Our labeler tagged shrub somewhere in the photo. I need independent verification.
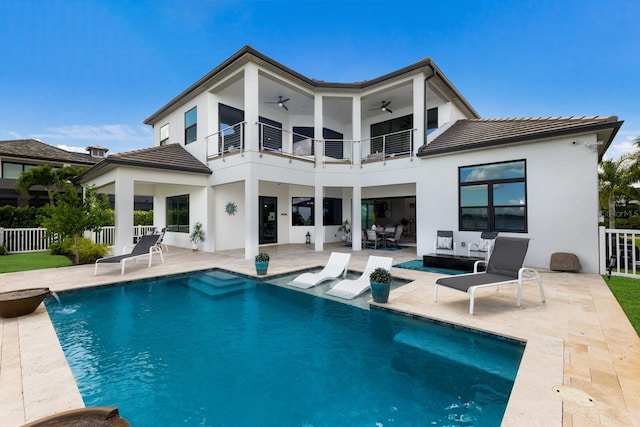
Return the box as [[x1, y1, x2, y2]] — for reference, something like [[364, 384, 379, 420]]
[[134, 210, 153, 226], [255, 252, 269, 262], [49, 237, 108, 264], [370, 267, 392, 284]]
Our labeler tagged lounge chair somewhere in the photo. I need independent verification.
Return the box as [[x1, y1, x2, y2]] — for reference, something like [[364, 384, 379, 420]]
[[326, 255, 393, 299], [434, 236, 544, 314], [94, 234, 164, 275], [288, 252, 351, 289], [434, 230, 455, 255], [467, 231, 499, 259]]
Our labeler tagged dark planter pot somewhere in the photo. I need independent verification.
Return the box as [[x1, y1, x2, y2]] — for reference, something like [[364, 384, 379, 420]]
[[370, 281, 390, 303], [255, 261, 269, 275], [0, 288, 51, 318]]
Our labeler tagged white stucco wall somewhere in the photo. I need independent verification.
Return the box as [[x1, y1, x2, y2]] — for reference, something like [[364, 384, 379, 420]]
[[417, 134, 601, 272]]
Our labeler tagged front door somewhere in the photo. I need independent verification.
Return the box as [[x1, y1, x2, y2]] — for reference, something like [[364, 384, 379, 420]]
[[259, 196, 277, 244]]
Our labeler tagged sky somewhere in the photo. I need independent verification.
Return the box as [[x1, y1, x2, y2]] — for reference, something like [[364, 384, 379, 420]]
[[1, 0, 638, 159]]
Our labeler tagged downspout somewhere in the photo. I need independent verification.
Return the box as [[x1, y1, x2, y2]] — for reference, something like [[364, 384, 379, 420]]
[[423, 65, 437, 146]]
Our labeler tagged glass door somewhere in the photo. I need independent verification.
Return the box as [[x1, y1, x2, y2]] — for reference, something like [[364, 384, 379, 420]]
[[259, 196, 277, 244]]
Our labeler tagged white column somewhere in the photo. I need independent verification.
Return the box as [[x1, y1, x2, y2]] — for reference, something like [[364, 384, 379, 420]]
[[244, 63, 260, 152], [113, 171, 135, 252], [413, 74, 426, 154], [244, 171, 259, 259], [352, 95, 362, 167], [314, 94, 323, 166], [314, 183, 324, 251], [352, 184, 362, 251]]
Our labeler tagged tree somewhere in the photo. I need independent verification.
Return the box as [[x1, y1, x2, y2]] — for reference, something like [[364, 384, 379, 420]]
[[15, 165, 86, 206], [599, 155, 637, 228], [40, 184, 111, 264]]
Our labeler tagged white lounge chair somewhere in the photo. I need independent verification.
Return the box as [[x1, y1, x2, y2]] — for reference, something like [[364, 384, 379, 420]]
[[289, 252, 351, 289], [325, 255, 393, 299], [94, 234, 164, 275]]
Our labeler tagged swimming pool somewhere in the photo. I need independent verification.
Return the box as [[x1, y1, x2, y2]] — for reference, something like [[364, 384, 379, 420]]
[[47, 270, 524, 426]]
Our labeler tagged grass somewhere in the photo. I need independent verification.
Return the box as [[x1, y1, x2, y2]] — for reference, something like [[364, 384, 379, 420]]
[[0, 252, 73, 273], [604, 275, 640, 336]]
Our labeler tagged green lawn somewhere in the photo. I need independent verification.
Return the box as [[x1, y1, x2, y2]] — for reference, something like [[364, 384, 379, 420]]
[[0, 252, 73, 273], [605, 275, 640, 336]]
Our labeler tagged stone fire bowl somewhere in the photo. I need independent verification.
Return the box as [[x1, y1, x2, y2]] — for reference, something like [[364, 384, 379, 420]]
[[22, 406, 130, 426], [0, 287, 51, 318]]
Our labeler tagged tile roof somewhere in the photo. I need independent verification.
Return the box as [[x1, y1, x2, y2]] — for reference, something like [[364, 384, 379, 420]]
[[0, 139, 100, 165], [417, 116, 623, 159], [79, 143, 211, 180]]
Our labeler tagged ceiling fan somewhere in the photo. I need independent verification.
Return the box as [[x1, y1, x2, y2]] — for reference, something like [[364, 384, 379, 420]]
[[265, 96, 290, 111], [370, 100, 393, 113]]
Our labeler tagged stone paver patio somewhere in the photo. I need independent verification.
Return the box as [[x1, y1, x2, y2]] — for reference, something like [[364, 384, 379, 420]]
[[0, 244, 638, 426]]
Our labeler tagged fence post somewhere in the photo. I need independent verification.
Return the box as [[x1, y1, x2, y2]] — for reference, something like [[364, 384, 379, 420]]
[[599, 226, 607, 275], [0, 227, 4, 247]]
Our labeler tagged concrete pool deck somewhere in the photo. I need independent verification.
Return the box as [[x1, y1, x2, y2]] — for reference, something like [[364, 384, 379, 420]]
[[0, 244, 638, 426]]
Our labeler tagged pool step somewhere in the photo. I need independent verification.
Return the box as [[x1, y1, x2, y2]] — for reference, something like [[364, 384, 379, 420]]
[[186, 271, 252, 298], [393, 328, 521, 381]]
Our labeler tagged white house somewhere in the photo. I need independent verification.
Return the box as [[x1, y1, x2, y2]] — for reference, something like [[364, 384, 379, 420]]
[[77, 45, 622, 273]]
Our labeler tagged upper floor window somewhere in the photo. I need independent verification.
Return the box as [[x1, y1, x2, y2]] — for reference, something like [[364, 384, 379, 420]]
[[160, 124, 169, 146], [427, 107, 438, 132], [185, 107, 197, 144], [2, 162, 35, 179], [459, 160, 527, 232], [370, 114, 413, 155]]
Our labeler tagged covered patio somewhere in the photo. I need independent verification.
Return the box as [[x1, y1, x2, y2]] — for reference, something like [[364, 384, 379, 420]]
[[0, 244, 638, 426]]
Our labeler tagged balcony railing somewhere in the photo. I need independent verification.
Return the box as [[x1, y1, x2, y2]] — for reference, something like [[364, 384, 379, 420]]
[[206, 121, 246, 160], [362, 128, 415, 164]]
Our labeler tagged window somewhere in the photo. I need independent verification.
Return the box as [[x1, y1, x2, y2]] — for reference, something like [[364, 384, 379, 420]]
[[459, 160, 527, 232], [292, 197, 314, 225], [427, 107, 438, 132], [323, 198, 342, 226], [291, 197, 342, 226], [370, 114, 413, 155], [160, 124, 169, 146], [219, 103, 244, 152], [185, 107, 197, 144], [166, 194, 189, 233], [2, 162, 35, 179]]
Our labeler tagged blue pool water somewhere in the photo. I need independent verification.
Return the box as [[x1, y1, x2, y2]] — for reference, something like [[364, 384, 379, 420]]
[[46, 270, 524, 426]]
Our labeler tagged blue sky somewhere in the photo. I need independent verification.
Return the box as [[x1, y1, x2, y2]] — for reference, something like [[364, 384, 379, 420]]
[[1, 0, 638, 158]]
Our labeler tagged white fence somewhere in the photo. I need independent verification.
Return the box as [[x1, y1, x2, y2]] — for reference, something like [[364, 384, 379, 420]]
[[0, 226, 157, 253], [600, 226, 640, 277]]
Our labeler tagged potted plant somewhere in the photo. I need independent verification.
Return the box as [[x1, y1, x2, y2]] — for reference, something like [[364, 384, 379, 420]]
[[369, 267, 392, 303], [189, 222, 205, 251], [338, 219, 351, 241], [255, 252, 270, 275]]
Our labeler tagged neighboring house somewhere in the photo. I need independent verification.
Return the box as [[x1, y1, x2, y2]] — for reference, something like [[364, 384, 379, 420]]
[[77, 45, 622, 273], [0, 139, 107, 207]]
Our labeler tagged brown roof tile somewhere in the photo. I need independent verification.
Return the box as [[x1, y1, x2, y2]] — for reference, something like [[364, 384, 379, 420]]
[[0, 139, 100, 165], [80, 143, 211, 180], [417, 116, 623, 159]]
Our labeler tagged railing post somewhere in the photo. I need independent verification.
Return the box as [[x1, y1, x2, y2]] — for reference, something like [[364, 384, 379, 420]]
[[599, 226, 607, 275]]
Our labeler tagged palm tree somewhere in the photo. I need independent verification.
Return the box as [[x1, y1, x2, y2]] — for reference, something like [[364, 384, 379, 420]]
[[599, 155, 637, 228], [15, 165, 85, 206]]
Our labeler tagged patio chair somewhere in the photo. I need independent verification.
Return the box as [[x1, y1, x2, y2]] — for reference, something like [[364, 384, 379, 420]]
[[94, 234, 164, 275], [156, 227, 168, 252], [434, 230, 455, 255], [325, 255, 393, 299], [364, 229, 383, 249], [434, 236, 544, 314], [385, 225, 403, 248], [288, 252, 351, 289], [467, 231, 499, 259]]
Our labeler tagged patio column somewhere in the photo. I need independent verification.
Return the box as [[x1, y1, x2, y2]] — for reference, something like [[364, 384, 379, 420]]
[[244, 63, 260, 152], [352, 95, 362, 167], [352, 184, 362, 251], [245, 172, 259, 259], [314, 94, 323, 166], [113, 171, 134, 252], [314, 184, 324, 251], [413, 74, 426, 155]]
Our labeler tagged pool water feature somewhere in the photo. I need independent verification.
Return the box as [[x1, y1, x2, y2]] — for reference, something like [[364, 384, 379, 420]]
[[47, 270, 524, 426]]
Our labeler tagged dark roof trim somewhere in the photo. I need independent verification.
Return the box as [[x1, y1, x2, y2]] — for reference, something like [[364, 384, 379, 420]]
[[418, 118, 623, 159], [144, 45, 479, 125]]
